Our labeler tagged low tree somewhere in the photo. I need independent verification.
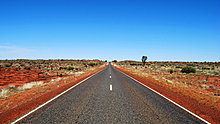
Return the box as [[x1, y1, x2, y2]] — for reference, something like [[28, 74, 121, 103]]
[[112, 60, 117, 63], [142, 56, 148, 66]]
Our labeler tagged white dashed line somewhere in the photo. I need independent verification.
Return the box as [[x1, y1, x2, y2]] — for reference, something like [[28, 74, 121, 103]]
[[110, 76, 111, 78], [110, 84, 112, 91]]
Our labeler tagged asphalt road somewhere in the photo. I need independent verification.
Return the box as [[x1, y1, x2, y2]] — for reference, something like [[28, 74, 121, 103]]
[[17, 64, 202, 124]]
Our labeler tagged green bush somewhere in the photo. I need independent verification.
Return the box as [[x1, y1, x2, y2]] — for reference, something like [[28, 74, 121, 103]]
[[169, 69, 174, 74], [130, 63, 137, 66], [181, 66, 196, 73], [88, 62, 97, 67], [4, 63, 12, 68], [112, 60, 117, 63], [68, 66, 74, 70]]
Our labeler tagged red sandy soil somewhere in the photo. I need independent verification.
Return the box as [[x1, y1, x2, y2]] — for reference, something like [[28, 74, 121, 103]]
[[114, 65, 220, 124], [0, 64, 107, 124], [0, 67, 64, 88], [145, 69, 220, 95]]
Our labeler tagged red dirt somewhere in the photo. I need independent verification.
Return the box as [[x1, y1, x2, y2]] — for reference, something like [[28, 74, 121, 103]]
[[0, 67, 64, 88], [0, 65, 107, 124], [114, 66, 220, 124]]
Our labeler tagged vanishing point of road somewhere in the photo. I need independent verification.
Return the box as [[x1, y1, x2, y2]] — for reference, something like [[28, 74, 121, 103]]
[[17, 64, 203, 123]]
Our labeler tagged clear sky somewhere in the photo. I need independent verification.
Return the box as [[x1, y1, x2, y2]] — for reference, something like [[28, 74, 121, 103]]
[[0, 0, 219, 61]]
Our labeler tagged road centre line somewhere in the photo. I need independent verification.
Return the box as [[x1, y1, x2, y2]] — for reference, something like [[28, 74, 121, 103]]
[[110, 84, 112, 91]]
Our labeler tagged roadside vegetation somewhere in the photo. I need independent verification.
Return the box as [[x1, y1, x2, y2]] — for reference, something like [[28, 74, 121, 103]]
[[0, 59, 105, 98], [0, 59, 107, 123], [113, 60, 220, 110]]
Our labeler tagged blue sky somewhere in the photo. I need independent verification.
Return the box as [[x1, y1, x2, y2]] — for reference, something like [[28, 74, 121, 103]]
[[0, 0, 219, 61]]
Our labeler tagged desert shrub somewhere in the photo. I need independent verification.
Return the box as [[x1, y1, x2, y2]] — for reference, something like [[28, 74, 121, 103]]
[[213, 71, 219, 76], [181, 66, 196, 74], [9, 85, 16, 89], [4, 63, 12, 68], [112, 60, 117, 63], [0, 63, 4, 68], [68, 66, 74, 70], [24, 66, 31, 70], [74, 67, 82, 71], [203, 80, 209, 84], [169, 69, 174, 74], [42, 72, 49, 75], [130, 63, 137, 66], [88, 62, 97, 67], [84, 64, 88, 68], [0, 89, 10, 98], [175, 66, 182, 69], [20, 63, 25, 67]]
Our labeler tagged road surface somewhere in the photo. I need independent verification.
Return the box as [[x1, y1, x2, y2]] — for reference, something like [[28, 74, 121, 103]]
[[17, 64, 202, 123]]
